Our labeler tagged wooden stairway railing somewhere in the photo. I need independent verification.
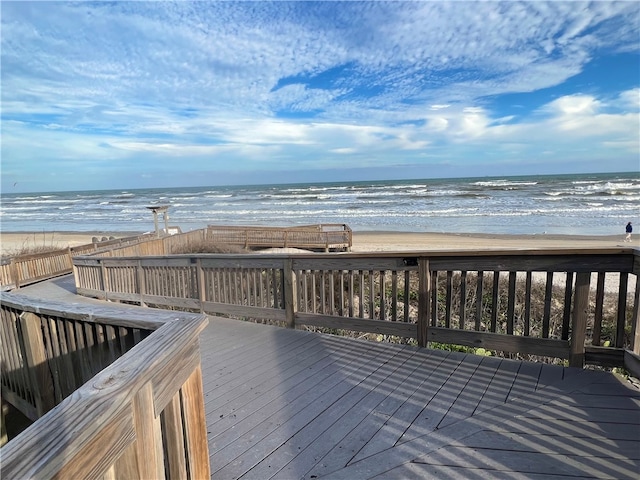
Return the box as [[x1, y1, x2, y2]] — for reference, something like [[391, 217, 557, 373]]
[[0, 293, 210, 479]]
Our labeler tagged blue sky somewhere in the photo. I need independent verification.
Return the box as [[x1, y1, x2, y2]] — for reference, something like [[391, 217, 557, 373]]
[[1, 1, 639, 193]]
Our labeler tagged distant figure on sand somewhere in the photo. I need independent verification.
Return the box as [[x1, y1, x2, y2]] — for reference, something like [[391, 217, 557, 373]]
[[625, 222, 632, 242]]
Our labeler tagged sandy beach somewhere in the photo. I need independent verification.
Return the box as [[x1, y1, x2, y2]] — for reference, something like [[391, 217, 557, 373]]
[[1, 230, 637, 256], [0, 231, 143, 255], [350, 231, 636, 252]]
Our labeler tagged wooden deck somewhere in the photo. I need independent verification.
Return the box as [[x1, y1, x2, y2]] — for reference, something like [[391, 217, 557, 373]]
[[16, 276, 640, 479]]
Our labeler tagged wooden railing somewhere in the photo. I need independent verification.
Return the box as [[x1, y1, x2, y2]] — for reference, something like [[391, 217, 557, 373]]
[[0, 249, 73, 291], [0, 225, 353, 290], [0, 293, 210, 478], [0, 233, 155, 290], [72, 248, 640, 375], [206, 224, 353, 251]]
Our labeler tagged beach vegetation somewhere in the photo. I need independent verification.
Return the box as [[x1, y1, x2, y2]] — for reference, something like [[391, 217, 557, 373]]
[[170, 241, 249, 254], [2, 233, 64, 258], [298, 270, 634, 365]]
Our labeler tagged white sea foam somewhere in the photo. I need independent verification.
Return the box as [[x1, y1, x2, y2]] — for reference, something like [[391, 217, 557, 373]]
[[1, 173, 637, 235]]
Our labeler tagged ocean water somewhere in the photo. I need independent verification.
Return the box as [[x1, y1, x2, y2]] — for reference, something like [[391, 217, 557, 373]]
[[0, 172, 638, 236]]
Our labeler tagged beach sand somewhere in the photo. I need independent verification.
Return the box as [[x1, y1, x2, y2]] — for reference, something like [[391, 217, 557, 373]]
[[0, 231, 143, 255], [350, 231, 636, 252], [1, 230, 636, 292], [1, 230, 636, 255]]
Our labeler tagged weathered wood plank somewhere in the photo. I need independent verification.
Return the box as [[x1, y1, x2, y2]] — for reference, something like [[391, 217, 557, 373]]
[[306, 350, 454, 478], [209, 339, 405, 478], [295, 312, 417, 337], [427, 327, 570, 358], [245, 345, 424, 479]]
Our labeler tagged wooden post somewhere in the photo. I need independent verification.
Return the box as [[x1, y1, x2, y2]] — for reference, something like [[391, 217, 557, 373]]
[[569, 272, 590, 368], [631, 285, 640, 355], [132, 382, 162, 479], [137, 259, 147, 307], [197, 258, 206, 313], [284, 259, 297, 328], [100, 259, 109, 301], [163, 393, 188, 478], [10, 258, 20, 289], [615, 272, 629, 348], [181, 365, 211, 480], [417, 258, 431, 347], [18, 312, 55, 416]]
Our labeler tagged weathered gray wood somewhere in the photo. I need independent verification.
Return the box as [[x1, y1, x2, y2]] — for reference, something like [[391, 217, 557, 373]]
[[18, 312, 56, 417], [0, 313, 208, 479], [162, 393, 187, 478], [295, 312, 416, 337], [417, 258, 429, 346], [624, 350, 640, 380], [306, 350, 454, 478], [283, 259, 296, 328], [570, 271, 590, 367], [245, 344, 425, 479], [181, 365, 211, 480], [428, 327, 570, 358], [202, 300, 286, 320]]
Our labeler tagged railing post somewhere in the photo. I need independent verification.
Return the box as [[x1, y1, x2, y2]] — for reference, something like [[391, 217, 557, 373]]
[[570, 272, 590, 368], [631, 283, 640, 355], [197, 258, 206, 313], [99, 259, 109, 300], [137, 259, 147, 307], [18, 312, 55, 417], [10, 258, 20, 289], [284, 259, 297, 328], [133, 382, 163, 478], [417, 258, 431, 347], [181, 365, 211, 480]]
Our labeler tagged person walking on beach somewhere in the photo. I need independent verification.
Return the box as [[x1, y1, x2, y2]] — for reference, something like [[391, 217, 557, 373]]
[[625, 222, 632, 242]]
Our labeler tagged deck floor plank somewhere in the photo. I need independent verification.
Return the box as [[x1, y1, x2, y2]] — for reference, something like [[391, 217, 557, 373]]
[[197, 318, 639, 480], [207, 337, 391, 451], [246, 344, 425, 479], [347, 350, 466, 463], [394, 352, 485, 445], [209, 335, 407, 477], [472, 357, 521, 415], [303, 350, 454, 479]]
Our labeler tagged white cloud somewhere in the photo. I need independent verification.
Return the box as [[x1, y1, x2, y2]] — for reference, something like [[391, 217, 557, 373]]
[[1, 1, 639, 191]]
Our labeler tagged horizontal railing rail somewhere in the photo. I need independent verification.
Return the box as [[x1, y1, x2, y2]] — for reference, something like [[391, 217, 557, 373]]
[[0, 293, 210, 478], [72, 248, 640, 376]]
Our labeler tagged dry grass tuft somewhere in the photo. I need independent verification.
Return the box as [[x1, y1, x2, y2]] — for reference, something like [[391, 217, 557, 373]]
[[170, 241, 249, 254], [3, 233, 64, 258]]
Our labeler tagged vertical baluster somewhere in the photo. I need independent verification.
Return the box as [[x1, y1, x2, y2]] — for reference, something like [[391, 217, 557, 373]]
[[543, 272, 554, 338], [460, 271, 467, 330]]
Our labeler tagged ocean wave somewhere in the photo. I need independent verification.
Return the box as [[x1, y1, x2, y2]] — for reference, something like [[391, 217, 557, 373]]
[[472, 180, 538, 188], [11, 198, 82, 205]]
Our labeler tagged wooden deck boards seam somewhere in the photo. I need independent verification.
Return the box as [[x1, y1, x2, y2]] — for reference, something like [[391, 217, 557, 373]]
[[244, 347, 432, 479], [303, 350, 455, 479], [325, 368, 614, 479], [209, 337, 411, 477], [205, 336, 395, 438]]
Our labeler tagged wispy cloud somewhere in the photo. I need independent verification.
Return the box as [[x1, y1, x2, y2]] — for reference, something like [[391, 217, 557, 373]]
[[1, 1, 638, 191]]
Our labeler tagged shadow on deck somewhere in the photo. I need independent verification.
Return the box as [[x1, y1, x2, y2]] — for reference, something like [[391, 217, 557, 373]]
[[200, 317, 640, 479], [14, 276, 640, 479]]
